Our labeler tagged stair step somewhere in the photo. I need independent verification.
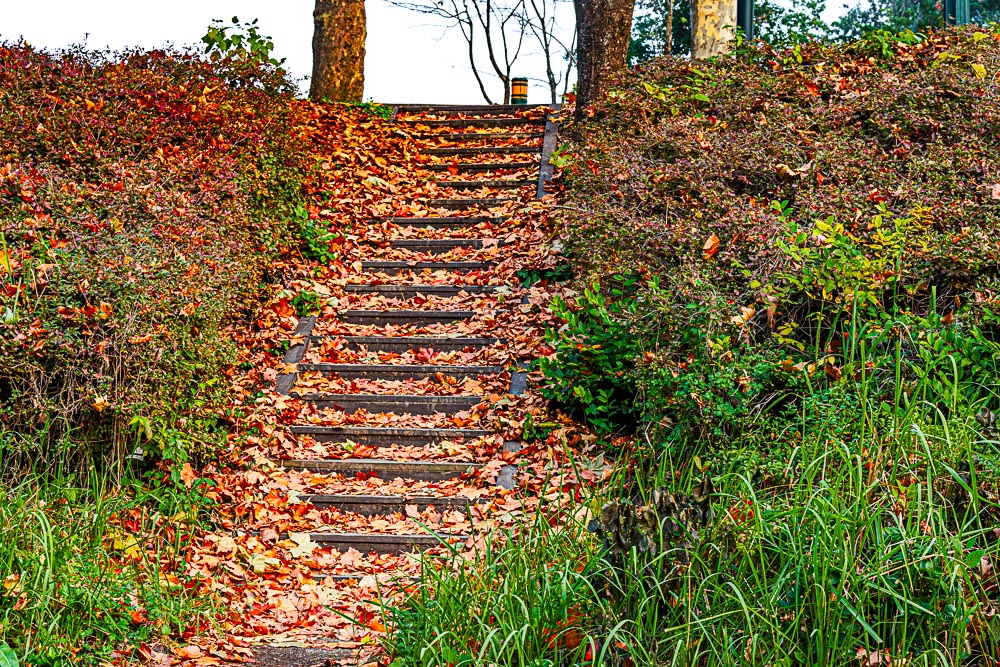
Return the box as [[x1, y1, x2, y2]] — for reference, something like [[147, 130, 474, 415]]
[[293, 393, 481, 415], [362, 260, 493, 274], [440, 179, 537, 190], [340, 309, 475, 325], [309, 335, 500, 353], [289, 425, 490, 445], [426, 198, 515, 210], [377, 215, 506, 227], [297, 363, 503, 379], [301, 494, 481, 515], [390, 238, 485, 250], [420, 132, 543, 142], [423, 146, 540, 156], [344, 284, 497, 298], [403, 117, 545, 128], [307, 531, 468, 554], [396, 103, 550, 115], [279, 458, 482, 481], [428, 162, 538, 173], [252, 647, 355, 667]]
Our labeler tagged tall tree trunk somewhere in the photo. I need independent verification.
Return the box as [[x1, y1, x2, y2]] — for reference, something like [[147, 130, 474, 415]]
[[690, 0, 736, 59], [310, 0, 366, 102], [573, 0, 634, 121], [664, 0, 674, 55]]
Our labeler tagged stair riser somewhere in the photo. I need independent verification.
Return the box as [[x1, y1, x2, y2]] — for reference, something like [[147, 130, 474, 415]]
[[290, 426, 489, 446], [308, 533, 465, 554], [344, 286, 496, 298], [280, 460, 480, 481], [403, 118, 545, 128], [298, 365, 502, 381], [299, 396, 481, 415], [340, 312, 474, 325], [304, 496, 477, 516], [362, 264, 492, 275], [311, 336, 499, 353], [422, 147, 539, 156], [440, 180, 536, 190]]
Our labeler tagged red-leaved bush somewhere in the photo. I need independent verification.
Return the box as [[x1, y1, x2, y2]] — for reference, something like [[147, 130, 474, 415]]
[[0, 44, 303, 462]]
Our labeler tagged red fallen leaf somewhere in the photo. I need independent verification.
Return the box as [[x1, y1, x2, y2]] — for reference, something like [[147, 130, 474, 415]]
[[703, 234, 720, 258], [447, 158, 460, 176]]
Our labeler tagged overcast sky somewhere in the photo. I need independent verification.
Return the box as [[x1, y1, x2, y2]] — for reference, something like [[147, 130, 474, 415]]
[[2, 0, 576, 104]]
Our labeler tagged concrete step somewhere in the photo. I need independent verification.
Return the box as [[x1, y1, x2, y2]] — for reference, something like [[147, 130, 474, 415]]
[[362, 260, 493, 274], [307, 531, 468, 554], [339, 309, 475, 325], [344, 284, 497, 298], [279, 458, 483, 481], [440, 179, 537, 190], [390, 238, 485, 251], [424, 198, 516, 210], [293, 393, 481, 415], [423, 146, 540, 156], [297, 363, 503, 380], [403, 117, 545, 128], [301, 493, 481, 515], [396, 103, 550, 115], [419, 131, 543, 142], [427, 162, 538, 172], [376, 215, 506, 227], [309, 335, 500, 353], [288, 425, 490, 445]]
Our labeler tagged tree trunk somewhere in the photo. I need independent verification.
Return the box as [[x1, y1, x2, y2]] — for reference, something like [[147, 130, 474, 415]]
[[573, 0, 634, 121], [310, 0, 366, 102], [690, 0, 736, 59]]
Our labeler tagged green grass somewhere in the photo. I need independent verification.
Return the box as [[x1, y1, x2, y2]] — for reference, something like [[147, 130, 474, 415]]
[[0, 435, 217, 666], [380, 370, 1000, 666]]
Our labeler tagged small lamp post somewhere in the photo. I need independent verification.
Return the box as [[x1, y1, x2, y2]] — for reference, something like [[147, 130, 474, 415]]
[[737, 0, 754, 41], [944, 0, 970, 24], [511, 77, 528, 105]]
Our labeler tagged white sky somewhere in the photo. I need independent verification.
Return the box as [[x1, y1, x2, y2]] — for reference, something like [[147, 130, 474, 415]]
[[1, 0, 576, 104]]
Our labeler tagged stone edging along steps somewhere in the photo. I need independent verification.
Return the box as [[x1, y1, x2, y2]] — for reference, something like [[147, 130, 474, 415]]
[[251, 102, 561, 665]]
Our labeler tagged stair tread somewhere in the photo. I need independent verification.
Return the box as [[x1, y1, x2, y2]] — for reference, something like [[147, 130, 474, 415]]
[[298, 363, 504, 373]]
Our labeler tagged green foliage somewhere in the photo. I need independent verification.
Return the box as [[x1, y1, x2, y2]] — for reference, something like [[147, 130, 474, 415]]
[[202, 16, 285, 68], [343, 102, 394, 120], [539, 280, 645, 435], [293, 204, 343, 264]]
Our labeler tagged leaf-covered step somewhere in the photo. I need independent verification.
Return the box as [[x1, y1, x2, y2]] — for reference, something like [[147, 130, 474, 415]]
[[288, 425, 490, 445], [297, 363, 503, 380], [292, 393, 481, 415], [278, 458, 482, 481], [361, 260, 493, 274], [427, 162, 538, 173], [422, 146, 540, 156], [374, 215, 507, 227], [396, 103, 550, 115], [439, 179, 537, 190], [307, 531, 468, 554], [339, 309, 476, 325], [300, 493, 481, 516], [343, 284, 497, 298], [390, 238, 486, 251], [310, 335, 500, 353], [417, 131, 543, 142], [402, 117, 545, 128], [425, 198, 516, 210]]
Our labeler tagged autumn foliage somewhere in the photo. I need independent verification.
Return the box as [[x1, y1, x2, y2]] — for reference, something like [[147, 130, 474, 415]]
[[0, 44, 304, 461]]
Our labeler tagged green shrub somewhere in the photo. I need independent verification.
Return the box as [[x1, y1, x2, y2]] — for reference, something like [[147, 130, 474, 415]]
[[539, 279, 646, 435]]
